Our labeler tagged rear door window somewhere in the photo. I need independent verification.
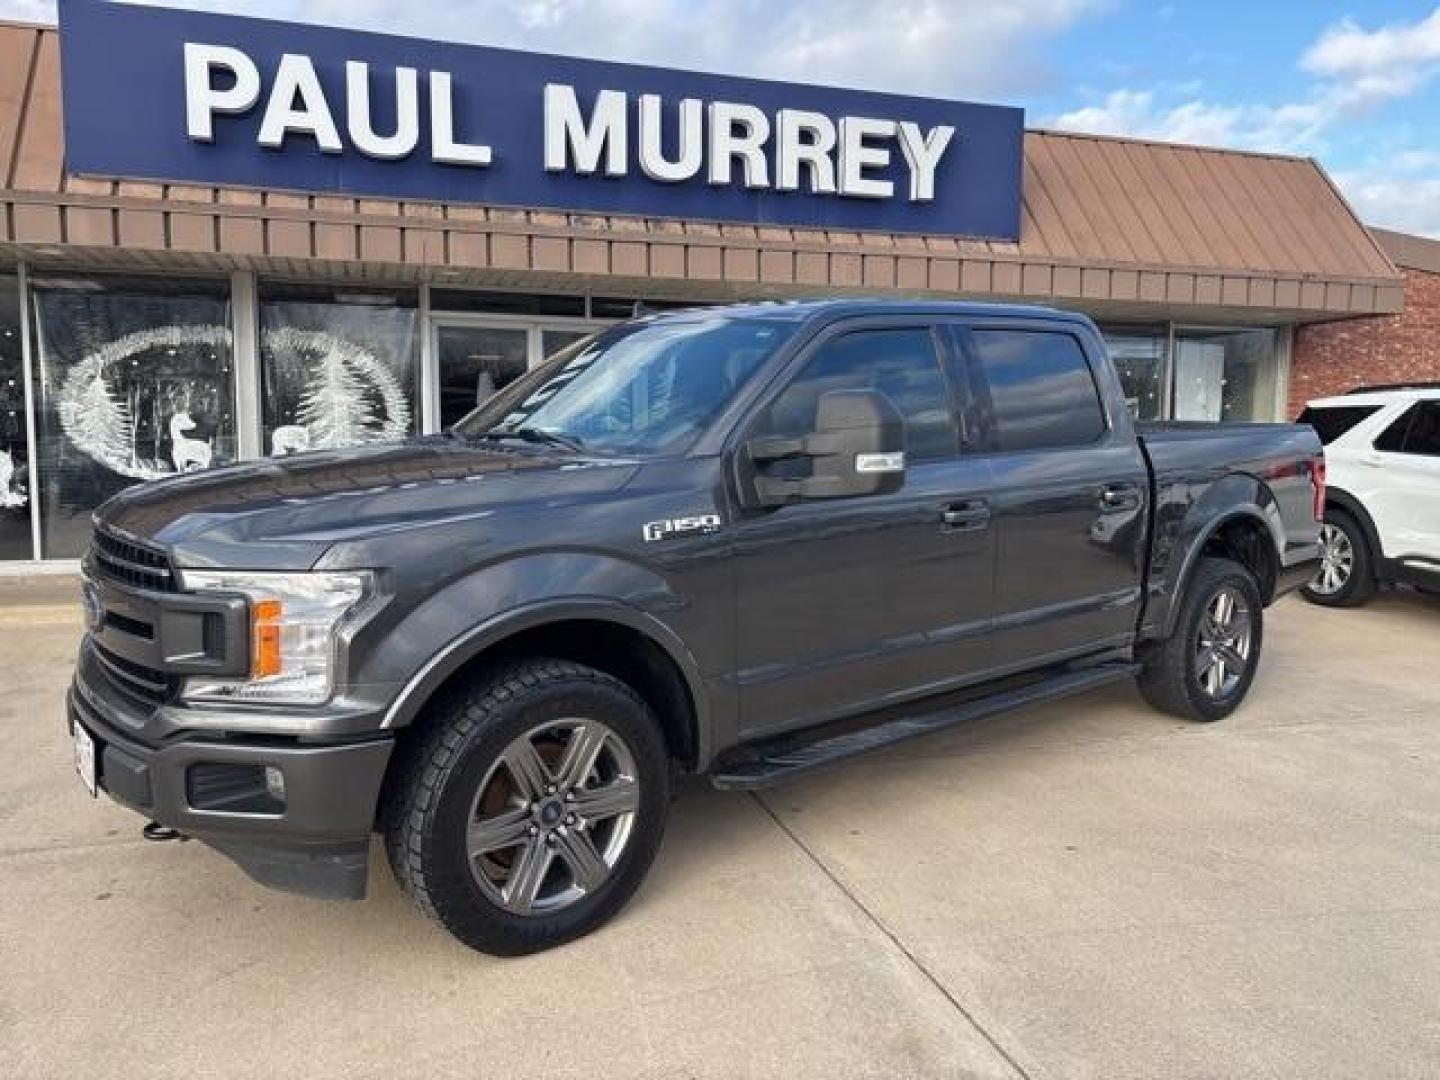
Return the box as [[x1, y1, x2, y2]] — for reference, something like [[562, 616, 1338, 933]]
[[1374, 405, 1417, 453], [1399, 402, 1440, 456], [967, 329, 1106, 452], [1297, 405, 1382, 445]]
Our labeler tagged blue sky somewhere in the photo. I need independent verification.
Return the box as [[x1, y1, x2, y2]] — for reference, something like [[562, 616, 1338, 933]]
[[7, 0, 1440, 234]]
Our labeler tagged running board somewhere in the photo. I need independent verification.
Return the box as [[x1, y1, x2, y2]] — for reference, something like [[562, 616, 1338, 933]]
[[710, 662, 1141, 791]]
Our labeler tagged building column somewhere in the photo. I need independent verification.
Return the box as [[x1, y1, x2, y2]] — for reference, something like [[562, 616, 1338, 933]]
[[231, 271, 261, 459]]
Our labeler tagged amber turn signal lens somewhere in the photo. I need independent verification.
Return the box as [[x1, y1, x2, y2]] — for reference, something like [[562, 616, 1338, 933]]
[[251, 599, 283, 678]]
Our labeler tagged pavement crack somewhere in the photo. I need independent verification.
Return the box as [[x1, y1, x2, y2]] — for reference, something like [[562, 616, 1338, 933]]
[[751, 791, 1034, 1080]]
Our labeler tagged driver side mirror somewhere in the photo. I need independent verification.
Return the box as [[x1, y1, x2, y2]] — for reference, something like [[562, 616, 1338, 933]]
[[741, 389, 906, 509]]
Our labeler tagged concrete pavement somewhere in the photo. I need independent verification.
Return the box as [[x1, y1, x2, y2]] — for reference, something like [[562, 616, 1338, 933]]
[[2, 582, 1438, 1078]]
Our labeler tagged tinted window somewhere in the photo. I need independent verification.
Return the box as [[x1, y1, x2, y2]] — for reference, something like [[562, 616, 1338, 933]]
[[755, 328, 956, 462], [1401, 402, 1440, 456], [970, 330, 1106, 451], [1374, 405, 1416, 453], [1297, 405, 1382, 445]]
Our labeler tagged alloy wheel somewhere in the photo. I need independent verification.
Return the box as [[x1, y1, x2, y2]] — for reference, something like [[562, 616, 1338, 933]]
[[1311, 523, 1354, 596], [466, 718, 640, 916], [1195, 585, 1254, 699]]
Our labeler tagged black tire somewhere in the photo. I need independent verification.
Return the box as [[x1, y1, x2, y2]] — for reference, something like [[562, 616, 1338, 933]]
[[384, 658, 670, 956], [1301, 508, 1376, 608], [1138, 556, 1264, 723]]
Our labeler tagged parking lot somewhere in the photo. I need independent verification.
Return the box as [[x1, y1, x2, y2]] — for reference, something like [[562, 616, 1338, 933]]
[[3, 580, 1439, 1079]]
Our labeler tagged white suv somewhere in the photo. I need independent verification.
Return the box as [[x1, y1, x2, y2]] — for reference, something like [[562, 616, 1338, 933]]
[[1298, 385, 1440, 606]]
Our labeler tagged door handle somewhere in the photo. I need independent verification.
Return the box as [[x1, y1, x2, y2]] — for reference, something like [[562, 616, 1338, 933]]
[[1097, 484, 1142, 511], [941, 499, 991, 530]]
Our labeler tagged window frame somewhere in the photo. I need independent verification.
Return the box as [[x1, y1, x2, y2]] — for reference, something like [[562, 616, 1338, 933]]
[[949, 320, 1115, 456], [731, 315, 968, 471]]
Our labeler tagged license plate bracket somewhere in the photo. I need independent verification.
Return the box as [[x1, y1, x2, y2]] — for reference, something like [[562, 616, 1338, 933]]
[[73, 721, 97, 798]]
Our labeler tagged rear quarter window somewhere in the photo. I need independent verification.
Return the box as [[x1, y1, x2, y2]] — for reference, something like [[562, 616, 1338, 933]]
[[1297, 404, 1382, 445]]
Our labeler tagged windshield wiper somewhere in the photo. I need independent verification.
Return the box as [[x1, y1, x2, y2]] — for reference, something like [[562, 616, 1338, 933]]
[[473, 426, 587, 453]]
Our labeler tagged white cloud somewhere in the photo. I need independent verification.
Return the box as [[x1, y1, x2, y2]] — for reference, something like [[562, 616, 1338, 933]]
[[1302, 9, 1440, 80], [1333, 173, 1440, 238], [0, 0, 1107, 100], [0, 0, 52, 22], [1049, 7, 1440, 154]]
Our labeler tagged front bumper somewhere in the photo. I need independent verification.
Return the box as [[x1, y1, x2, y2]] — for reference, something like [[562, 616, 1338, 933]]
[[69, 676, 394, 901]]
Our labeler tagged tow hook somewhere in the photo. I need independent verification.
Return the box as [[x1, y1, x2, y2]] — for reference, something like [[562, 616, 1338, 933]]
[[142, 822, 188, 843]]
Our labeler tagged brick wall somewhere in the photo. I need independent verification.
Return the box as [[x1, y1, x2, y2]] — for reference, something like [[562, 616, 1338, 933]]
[[1290, 267, 1440, 417]]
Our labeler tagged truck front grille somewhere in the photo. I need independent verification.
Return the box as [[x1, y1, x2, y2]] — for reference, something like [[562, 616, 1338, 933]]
[[92, 642, 178, 707], [91, 526, 177, 594]]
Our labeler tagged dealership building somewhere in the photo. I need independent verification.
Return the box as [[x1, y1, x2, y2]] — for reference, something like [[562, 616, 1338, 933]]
[[0, 6, 1417, 563]]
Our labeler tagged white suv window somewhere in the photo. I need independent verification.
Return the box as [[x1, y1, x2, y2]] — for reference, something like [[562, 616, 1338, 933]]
[[1374, 402, 1440, 457], [1297, 404, 1382, 445]]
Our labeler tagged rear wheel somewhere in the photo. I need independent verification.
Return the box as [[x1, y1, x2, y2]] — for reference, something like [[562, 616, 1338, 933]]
[[1139, 556, 1263, 722], [384, 659, 670, 956], [1302, 509, 1375, 607]]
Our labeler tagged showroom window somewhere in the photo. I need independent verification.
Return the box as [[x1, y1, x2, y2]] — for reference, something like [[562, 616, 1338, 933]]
[[1101, 327, 1167, 421], [0, 273, 29, 560], [1172, 328, 1281, 422], [30, 275, 236, 559], [260, 285, 419, 456]]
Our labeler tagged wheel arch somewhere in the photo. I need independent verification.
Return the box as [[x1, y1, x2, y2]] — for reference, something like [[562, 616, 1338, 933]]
[[1162, 506, 1282, 638], [1323, 486, 1384, 579], [381, 599, 709, 772]]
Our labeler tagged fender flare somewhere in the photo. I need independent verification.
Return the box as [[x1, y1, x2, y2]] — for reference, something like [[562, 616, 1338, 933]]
[[1162, 505, 1282, 638], [379, 596, 714, 769]]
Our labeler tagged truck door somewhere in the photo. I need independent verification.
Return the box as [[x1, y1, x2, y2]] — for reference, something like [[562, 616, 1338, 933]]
[[730, 320, 996, 738], [954, 322, 1150, 670]]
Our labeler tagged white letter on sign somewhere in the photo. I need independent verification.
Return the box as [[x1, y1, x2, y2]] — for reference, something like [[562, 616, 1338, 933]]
[[775, 109, 837, 194], [346, 61, 420, 160], [258, 54, 343, 153], [897, 122, 955, 202], [545, 85, 628, 177], [707, 102, 770, 188], [430, 71, 493, 166], [184, 42, 261, 143], [838, 116, 895, 198], [638, 94, 703, 183]]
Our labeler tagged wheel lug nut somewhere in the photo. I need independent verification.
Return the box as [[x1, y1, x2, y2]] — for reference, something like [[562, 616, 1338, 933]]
[[565, 792, 575, 802], [565, 814, 576, 825], [528, 825, 538, 835], [546, 784, 557, 795]]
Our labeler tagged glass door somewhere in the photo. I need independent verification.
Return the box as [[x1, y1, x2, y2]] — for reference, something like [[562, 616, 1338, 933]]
[[434, 324, 530, 430]]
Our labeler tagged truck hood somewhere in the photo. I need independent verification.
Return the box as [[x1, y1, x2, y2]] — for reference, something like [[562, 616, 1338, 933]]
[[97, 437, 639, 570]]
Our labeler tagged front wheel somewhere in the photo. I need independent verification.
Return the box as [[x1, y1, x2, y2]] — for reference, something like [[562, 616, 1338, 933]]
[[1139, 556, 1264, 722], [384, 659, 670, 956]]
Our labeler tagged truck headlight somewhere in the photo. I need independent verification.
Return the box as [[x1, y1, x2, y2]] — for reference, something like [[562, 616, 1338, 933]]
[[177, 571, 373, 705]]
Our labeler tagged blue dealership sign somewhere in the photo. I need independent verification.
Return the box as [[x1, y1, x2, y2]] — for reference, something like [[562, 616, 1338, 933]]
[[58, 0, 1024, 239]]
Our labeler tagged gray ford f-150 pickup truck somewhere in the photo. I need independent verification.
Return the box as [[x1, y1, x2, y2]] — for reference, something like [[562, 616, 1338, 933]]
[[68, 300, 1323, 954]]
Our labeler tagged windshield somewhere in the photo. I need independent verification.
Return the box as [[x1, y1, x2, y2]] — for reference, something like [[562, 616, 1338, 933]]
[[452, 317, 797, 456]]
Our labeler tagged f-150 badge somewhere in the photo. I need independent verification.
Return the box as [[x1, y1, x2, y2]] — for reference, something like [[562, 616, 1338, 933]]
[[643, 515, 722, 543]]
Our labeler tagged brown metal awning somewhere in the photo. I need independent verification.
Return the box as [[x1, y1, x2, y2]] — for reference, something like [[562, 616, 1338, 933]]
[[0, 21, 1404, 321]]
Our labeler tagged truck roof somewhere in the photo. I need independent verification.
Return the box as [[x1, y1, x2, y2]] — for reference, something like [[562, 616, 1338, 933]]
[[635, 298, 1087, 327]]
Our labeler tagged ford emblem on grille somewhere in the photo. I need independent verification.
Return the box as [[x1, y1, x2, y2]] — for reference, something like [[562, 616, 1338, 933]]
[[81, 583, 104, 633]]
